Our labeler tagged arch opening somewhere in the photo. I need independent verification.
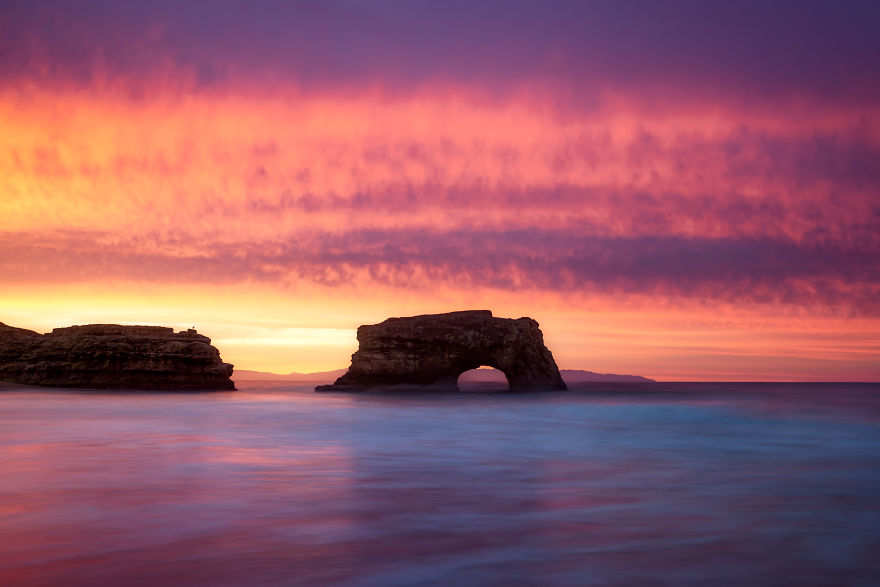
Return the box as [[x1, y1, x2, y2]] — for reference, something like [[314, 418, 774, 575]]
[[456, 366, 510, 392]]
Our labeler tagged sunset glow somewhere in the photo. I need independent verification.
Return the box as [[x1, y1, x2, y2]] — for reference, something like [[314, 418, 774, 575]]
[[2, 1, 878, 380]]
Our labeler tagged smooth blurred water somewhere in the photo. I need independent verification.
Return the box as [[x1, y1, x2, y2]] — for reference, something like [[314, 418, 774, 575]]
[[1, 381, 879, 586]]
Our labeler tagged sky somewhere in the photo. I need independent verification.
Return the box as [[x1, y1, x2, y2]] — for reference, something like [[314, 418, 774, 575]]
[[1, 0, 879, 381]]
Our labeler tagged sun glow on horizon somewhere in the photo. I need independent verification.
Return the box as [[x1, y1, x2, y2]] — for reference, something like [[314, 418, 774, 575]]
[[2, 277, 878, 381]]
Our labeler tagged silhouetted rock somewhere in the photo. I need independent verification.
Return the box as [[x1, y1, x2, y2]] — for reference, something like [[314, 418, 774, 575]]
[[316, 310, 566, 391], [0, 323, 235, 390]]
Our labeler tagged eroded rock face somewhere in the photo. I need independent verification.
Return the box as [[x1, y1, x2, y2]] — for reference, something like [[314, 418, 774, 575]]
[[0, 323, 235, 390], [317, 310, 566, 391]]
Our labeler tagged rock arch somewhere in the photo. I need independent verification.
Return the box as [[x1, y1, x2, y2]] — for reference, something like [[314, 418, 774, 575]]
[[457, 366, 511, 390], [316, 310, 566, 391]]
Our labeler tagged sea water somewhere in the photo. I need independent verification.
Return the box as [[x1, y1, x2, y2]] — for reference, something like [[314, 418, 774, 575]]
[[1, 382, 878, 586]]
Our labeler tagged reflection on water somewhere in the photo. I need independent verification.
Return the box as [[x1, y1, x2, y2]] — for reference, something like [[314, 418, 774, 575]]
[[1, 382, 879, 586]]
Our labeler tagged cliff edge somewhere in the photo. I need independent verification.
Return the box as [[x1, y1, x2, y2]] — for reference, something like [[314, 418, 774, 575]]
[[0, 323, 235, 390]]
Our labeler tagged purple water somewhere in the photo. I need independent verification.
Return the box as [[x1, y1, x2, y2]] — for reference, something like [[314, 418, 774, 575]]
[[1, 382, 879, 586]]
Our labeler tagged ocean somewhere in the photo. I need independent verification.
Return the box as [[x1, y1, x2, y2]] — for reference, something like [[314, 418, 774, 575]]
[[1, 381, 879, 586]]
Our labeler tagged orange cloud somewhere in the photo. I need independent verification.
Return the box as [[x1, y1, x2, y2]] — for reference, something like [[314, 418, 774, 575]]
[[3, 88, 877, 241]]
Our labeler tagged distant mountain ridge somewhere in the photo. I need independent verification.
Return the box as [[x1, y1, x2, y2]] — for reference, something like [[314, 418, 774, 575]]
[[465, 368, 654, 383], [233, 368, 653, 383], [232, 368, 348, 382]]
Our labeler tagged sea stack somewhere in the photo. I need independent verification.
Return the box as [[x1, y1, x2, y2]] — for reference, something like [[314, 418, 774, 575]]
[[0, 323, 235, 390], [317, 310, 566, 391]]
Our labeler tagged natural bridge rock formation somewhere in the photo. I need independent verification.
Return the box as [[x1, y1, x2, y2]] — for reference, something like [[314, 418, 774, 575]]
[[316, 310, 566, 391], [0, 323, 235, 390]]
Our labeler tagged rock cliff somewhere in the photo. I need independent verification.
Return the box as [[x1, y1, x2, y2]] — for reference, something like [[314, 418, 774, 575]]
[[0, 323, 235, 390], [317, 310, 566, 391]]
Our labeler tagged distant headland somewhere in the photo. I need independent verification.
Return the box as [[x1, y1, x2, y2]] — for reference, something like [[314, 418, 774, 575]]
[[0, 323, 235, 390]]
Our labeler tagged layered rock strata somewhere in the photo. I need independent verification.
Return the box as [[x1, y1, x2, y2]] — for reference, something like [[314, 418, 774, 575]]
[[317, 310, 566, 391], [0, 323, 235, 390]]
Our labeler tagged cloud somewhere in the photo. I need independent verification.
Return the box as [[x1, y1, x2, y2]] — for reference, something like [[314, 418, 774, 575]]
[[2, 1, 879, 106], [2, 228, 877, 315], [2, 90, 877, 249], [2, 6, 878, 324]]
